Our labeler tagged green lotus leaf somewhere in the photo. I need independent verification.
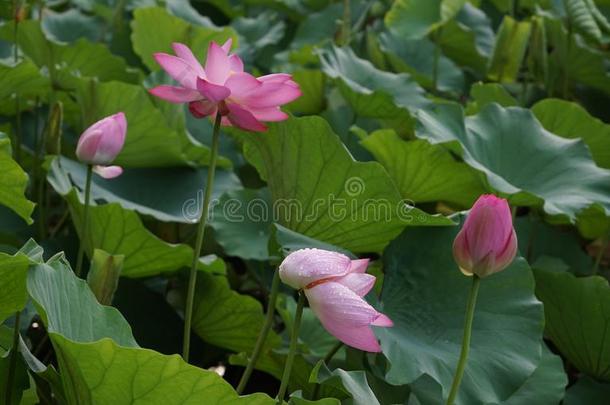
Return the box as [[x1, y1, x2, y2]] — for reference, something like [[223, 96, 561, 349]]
[[235, 116, 452, 253], [378, 224, 545, 404], [416, 103, 610, 228]]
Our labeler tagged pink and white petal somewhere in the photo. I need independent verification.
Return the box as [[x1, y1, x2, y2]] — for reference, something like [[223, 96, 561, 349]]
[[228, 54, 244, 73], [335, 273, 376, 297], [75, 129, 103, 163], [279, 248, 352, 289], [188, 100, 217, 118], [258, 73, 292, 83], [241, 82, 302, 108], [224, 72, 261, 98], [93, 165, 123, 179], [493, 229, 518, 273], [221, 38, 233, 53], [196, 77, 230, 102], [306, 282, 381, 327], [305, 283, 384, 352], [326, 323, 381, 352], [204, 42, 231, 84], [225, 103, 267, 132], [348, 259, 370, 274], [153, 53, 199, 89], [112, 112, 127, 140], [171, 42, 205, 77], [249, 107, 288, 122], [372, 314, 393, 327], [149, 85, 202, 103]]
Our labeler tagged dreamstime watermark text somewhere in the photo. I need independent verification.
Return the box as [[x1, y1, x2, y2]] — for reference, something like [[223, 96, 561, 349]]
[[181, 177, 428, 224]]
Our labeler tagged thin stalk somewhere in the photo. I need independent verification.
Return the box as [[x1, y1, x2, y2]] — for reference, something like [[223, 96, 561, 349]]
[[592, 233, 609, 275], [323, 341, 343, 364], [5, 311, 22, 405], [75, 165, 93, 277], [33, 98, 45, 240], [446, 275, 481, 405], [182, 111, 222, 362], [276, 292, 306, 404], [236, 270, 281, 394], [339, 0, 351, 46]]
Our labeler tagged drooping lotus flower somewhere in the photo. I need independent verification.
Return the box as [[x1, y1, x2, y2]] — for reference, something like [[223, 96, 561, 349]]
[[453, 194, 518, 278], [279, 248, 393, 352], [75, 112, 127, 179], [149, 39, 301, 132]]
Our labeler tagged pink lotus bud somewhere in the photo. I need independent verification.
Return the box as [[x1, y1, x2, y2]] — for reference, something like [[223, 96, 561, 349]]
[[76, 112, 127, 166], [279, 248, 392, 352], [453, 195, 518, 278]]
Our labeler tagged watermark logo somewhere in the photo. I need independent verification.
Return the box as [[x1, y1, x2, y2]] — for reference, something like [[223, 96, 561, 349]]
[[181, 177, 426, 224]]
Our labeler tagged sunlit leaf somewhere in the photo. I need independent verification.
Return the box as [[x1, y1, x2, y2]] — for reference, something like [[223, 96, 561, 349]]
[[235, 116, 452, 253]]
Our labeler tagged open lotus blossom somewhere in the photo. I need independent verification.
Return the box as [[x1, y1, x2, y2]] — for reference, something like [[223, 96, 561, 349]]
[[149, 39, 301, 132], [279, 248, 393, 352], [453, 194, 518, 278], [75, 112, 127, 179]]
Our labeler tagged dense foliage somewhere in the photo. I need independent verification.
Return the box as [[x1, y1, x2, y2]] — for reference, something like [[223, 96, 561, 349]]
[[2, 0, 610, 403]]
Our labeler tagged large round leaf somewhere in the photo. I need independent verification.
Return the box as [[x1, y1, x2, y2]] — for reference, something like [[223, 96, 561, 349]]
[[532, 98, 610, 169], [318, 46, 430, 122], [0, 134, 34, 224], [234, 116, 452, 253], [384, 0, 467, 39], [131, 7, 236, 72], [416, 103, 610, 227], [533, 269, 610, 381], [50, 157, 241, 223], [377, 224, 545, 404], [361, 129, 486, 207]]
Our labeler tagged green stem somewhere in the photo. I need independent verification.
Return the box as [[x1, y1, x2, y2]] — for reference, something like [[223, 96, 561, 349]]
[[236, 269, 281, 394], [182, 111, 222, 362], [339, 0, 351, 46], [5, 311, 21, 405], [75, 165, 93, 277], [446, 275, 481, 405], [276, 292, 306, 404], [33, 98, 45, 240], [592, 233, 609, 275], [323, 341, 343, 364]]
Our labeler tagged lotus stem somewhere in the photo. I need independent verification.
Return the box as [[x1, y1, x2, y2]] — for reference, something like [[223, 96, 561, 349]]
[[276, 292, 305, 403], [446, 275, 481, 405], [182, 111, 222, 362], [75, 164, 93, 277], [4, 311, 21, 405], [236, 269, 281, 394]]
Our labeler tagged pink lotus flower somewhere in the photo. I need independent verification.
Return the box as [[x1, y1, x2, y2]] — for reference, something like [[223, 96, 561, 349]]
[[75, 112, 127, 179], [279, 248, 393, 352], [453, 194, 518, 278], [149, 39, 301, 132]]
